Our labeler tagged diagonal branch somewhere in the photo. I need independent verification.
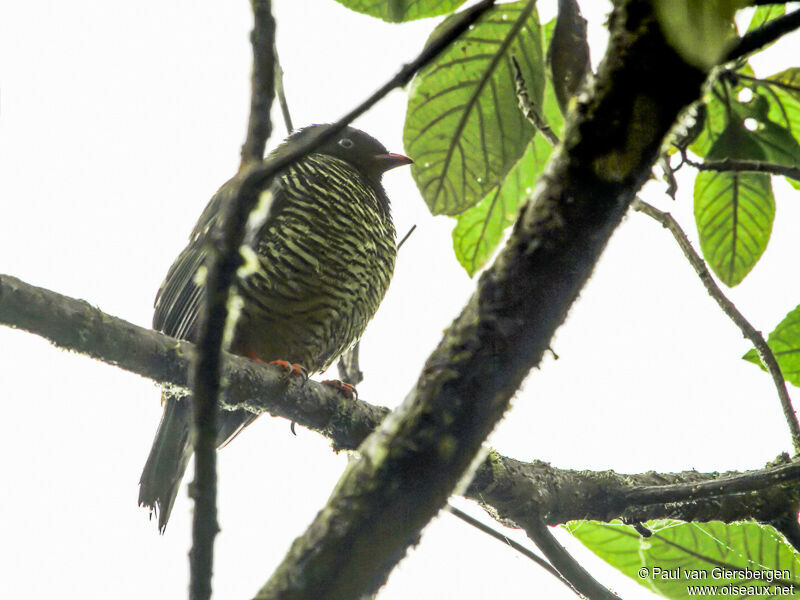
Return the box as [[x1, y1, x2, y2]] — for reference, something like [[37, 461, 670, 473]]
[[254, 1, 706, 598], [234, 0, 497, 206], [631, 198, 800, 454]]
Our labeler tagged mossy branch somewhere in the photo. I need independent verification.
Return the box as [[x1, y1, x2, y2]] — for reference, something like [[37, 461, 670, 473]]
[[2, 275, 800, 539]]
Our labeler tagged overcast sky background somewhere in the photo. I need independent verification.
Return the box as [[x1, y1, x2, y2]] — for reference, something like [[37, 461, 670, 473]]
[[2, 1, 800, 598]]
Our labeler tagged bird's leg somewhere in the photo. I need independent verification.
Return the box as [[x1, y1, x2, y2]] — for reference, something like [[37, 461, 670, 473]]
[[321, 379, 358, 400]]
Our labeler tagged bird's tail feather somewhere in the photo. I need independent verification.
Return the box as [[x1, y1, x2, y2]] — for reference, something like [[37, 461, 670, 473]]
[[138, 394, 193, 533]]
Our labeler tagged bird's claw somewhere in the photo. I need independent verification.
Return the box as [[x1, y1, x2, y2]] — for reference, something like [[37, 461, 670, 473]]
[[321, 379, 358, 399], [269, 360, 308, 381]]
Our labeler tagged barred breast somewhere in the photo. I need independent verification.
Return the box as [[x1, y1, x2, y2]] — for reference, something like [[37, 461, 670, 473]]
[[234, 154, 396, 373]]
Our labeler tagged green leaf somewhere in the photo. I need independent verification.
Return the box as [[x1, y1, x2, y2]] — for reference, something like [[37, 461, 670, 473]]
[[693, 86, 779, 287], [694, 168, 773, 287], [745, 4, 785, 33], [450, 20, 562, 278], [744, 304, 800, 388], [452, 134, 552, 275], [404, 0, 544, 216], [333, 0, 466, 22], [567, 520, 800, 600]]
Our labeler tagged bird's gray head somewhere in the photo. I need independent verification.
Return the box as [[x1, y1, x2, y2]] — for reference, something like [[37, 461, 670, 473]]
[[284, 124, 412, 182]]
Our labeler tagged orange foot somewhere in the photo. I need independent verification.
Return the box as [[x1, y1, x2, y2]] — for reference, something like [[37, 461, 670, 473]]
[[269, 360, 308, 380], [321, 379, 358, 399]]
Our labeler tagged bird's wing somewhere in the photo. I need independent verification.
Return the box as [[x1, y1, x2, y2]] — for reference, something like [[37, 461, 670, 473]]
[[153, 242, 207, 339], [153, 172, 290, 340]]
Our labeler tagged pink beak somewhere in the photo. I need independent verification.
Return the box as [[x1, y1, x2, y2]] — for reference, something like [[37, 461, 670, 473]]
[[374, 152, 414, 172]]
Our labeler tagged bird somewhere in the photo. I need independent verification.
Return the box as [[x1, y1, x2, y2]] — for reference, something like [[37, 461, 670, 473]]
[[138, 125, 412, 532]]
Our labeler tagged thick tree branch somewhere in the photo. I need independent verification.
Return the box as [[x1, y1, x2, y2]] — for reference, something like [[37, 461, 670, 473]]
[[468, 451, 800, 529], [4, 275, 800, 530], [620, 459, 800, 506], [632, 198, 800, 454], [191, 2, 275, 598], [254, 1, 706, 598]]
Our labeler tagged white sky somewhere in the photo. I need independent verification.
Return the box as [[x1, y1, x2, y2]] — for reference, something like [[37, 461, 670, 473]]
[[1, 1, 800, 599]]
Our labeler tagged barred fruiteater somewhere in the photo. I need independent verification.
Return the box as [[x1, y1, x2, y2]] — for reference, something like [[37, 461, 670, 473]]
[[138, 125, 411, 532]]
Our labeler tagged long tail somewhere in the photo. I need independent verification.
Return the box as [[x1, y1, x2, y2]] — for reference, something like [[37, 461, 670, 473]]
[[138, 395, 194, 533]]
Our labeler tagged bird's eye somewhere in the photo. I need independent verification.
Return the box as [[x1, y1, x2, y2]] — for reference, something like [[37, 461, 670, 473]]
[[338, 138, 354, 149]]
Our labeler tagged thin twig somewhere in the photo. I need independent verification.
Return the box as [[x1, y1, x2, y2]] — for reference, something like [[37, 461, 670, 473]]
[[684, 154, 800, 182], [511, 56, 559, 145], [726, 9, 800, 62], [274, 44, 293, 134], [233, 0, 498, 226], [191, 2, 275, 599], [396, 224, 417, 251], [444, 505, 571, 588], [632, 198, 800, 454], [527, 518, 620, 600]]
